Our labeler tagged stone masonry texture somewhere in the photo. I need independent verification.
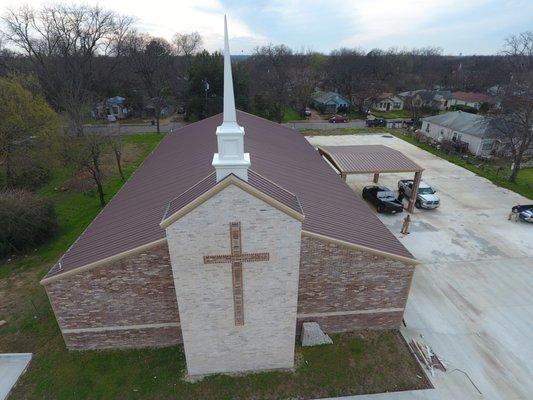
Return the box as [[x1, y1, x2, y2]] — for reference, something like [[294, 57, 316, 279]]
[[297, 235, 414, 332], [166, 184, 302, 376], [45, 243, 181, 350]]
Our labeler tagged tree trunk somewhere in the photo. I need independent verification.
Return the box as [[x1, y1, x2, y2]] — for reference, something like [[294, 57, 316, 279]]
[[91, 156, 106, 207], [114, 148, 124, 181], [509, 158, 521, 183], [156, 101, 161, 133], [4, 149, 13, 188], [95, 177, 106, 207]]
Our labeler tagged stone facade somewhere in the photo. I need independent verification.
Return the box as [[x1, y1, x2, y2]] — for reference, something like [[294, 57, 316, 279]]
[[44, 243, 181, 350], [165, 184, 302, 376], [44, 221, 414, 354], [296, 235, 414, 333]]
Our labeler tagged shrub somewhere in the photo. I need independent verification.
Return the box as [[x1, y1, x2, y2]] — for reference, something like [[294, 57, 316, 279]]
[[9, 158, 51, 190], [0, 189, 58, 258]]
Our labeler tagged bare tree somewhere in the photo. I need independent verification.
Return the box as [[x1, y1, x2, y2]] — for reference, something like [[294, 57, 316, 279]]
[[2, 4, 133, 136], [64, 133, 108, 206], [108, 124, 124, 181], [124, 33, 174, 133], [250, 44, 294, 123], [173, 32, 203, 72], [491, 31, 533, 182]]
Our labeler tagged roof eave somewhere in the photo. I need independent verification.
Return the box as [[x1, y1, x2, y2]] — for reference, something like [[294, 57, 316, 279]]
[[160, 174, 305, 229]]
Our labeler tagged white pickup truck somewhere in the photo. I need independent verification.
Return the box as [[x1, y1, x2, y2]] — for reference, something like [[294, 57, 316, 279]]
[[398, 179, 440, 209]]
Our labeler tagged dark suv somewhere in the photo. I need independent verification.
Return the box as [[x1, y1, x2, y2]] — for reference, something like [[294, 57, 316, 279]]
[[362, 186, 404, 214], [366, 118, 386, 127]]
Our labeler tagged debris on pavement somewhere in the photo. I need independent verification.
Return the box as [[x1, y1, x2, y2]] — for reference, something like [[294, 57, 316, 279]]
[[408, 337, 447, 376]]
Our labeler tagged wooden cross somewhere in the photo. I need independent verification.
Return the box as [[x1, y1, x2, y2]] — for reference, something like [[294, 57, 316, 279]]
[[203, 222, 269, 326]]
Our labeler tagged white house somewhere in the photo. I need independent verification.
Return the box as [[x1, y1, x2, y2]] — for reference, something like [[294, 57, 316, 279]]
[[420, 111, 508, 157], [371, 93, 404, 112]]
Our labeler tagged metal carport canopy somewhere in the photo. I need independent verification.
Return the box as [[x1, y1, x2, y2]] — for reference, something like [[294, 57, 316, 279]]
[[317, 145, 424, 213]]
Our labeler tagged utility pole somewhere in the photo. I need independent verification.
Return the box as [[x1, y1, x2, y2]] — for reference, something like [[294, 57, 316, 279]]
[[204, 79, 210, 118]]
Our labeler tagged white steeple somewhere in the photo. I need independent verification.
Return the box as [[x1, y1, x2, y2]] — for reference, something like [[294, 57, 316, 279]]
[[212, 15, 250, 182]]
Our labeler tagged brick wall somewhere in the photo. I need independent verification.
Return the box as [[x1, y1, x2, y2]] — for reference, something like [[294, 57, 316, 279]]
[[297, 235, 414, 332], [45, 234, 414, 351], [45, 243, 181, 350]]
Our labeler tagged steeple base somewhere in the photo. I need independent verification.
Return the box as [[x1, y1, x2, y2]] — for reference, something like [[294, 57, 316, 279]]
[[213, 153, 251, 182]]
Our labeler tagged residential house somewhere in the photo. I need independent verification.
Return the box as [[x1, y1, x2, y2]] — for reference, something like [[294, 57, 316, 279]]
[[370, 93, 404, 112], [401, 90, 453, 111], [420, 111, 508, 157], [311, 91, 350, 113], [451, 91, 495, 110], [92, 96, 129, 120]]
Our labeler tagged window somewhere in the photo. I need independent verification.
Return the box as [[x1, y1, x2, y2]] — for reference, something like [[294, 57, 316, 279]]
[[481, 141, 493, 151], [452, 132, 462, 142], [425, 123, 430, 133]]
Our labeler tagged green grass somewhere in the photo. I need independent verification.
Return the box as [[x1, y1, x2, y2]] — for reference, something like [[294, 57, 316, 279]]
[[282, 107, 302, 122], [369, 110, 413, 119], [0, 133, 165, 279], [8, 331, 428, 400], [393, 131, 533, 200]]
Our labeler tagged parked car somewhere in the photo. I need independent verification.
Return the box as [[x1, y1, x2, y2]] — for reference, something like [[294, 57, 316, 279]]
[[512, 205, 533, 223], [304, 107, 312, 117], [329, 115, 349, 123], [362, 186, 404, 214], [398, 179, 440, 209], [366, 118, 386, 127]]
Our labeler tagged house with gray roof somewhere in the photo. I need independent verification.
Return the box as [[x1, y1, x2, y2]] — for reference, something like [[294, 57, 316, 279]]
[[400, 90, 453, 111], [420, 111, 508, 156], [311, 91, 350, 113]]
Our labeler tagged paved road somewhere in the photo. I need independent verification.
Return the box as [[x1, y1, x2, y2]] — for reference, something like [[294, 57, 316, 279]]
[[0, 354, 32, 400], [83, 122, 185, 135], [307, 134, 533, 400], [283, 120, 366, 130], [84, 119, 369, 134]]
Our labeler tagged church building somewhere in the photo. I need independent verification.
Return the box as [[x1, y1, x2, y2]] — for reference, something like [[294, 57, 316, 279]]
[[41, 17, 417, 376]]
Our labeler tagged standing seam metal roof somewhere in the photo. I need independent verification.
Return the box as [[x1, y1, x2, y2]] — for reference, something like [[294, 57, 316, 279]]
[[318, 145, 423, 173], [45, 111, 414, 279]]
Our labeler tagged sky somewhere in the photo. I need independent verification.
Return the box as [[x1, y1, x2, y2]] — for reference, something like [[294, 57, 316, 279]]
[[2, 0, 532, 55]]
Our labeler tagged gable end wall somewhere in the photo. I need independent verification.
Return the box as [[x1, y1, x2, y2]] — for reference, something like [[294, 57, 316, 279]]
[[45, 243, 181, 350], [297, 236, 414, 333]]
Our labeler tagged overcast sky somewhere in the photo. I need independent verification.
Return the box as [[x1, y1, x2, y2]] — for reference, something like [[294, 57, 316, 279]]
[[3, 0, 532, 55]]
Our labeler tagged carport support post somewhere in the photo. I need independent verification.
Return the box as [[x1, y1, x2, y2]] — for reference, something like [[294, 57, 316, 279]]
[[373, 173, 379, 183], [408, 171, 422, 213]]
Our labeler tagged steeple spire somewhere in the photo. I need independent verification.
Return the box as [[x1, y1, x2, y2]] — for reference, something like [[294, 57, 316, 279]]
[[212, 15, 250, 182], [222, 15, 237, 124]]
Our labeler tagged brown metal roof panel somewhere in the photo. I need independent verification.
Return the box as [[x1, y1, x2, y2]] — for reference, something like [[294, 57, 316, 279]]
[[45, 111, 413, 280], [318, 145, 423, 173]]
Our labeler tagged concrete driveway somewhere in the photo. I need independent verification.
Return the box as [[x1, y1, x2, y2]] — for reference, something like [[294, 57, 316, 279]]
[[307, 134, 533, 400], [0, 354, 32, 400]]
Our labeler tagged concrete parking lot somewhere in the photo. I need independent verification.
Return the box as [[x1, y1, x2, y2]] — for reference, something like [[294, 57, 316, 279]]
[[307, 134, 533, 400], [0, 354, 31, 400]]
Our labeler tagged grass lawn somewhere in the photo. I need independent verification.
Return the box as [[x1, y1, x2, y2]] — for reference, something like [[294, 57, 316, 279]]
[[0, 131, 429, 399], [393, 131, 533, 200], [369, 110, 413, 119], [7, 330, 429, 400], [282, 107, 302, 122]]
